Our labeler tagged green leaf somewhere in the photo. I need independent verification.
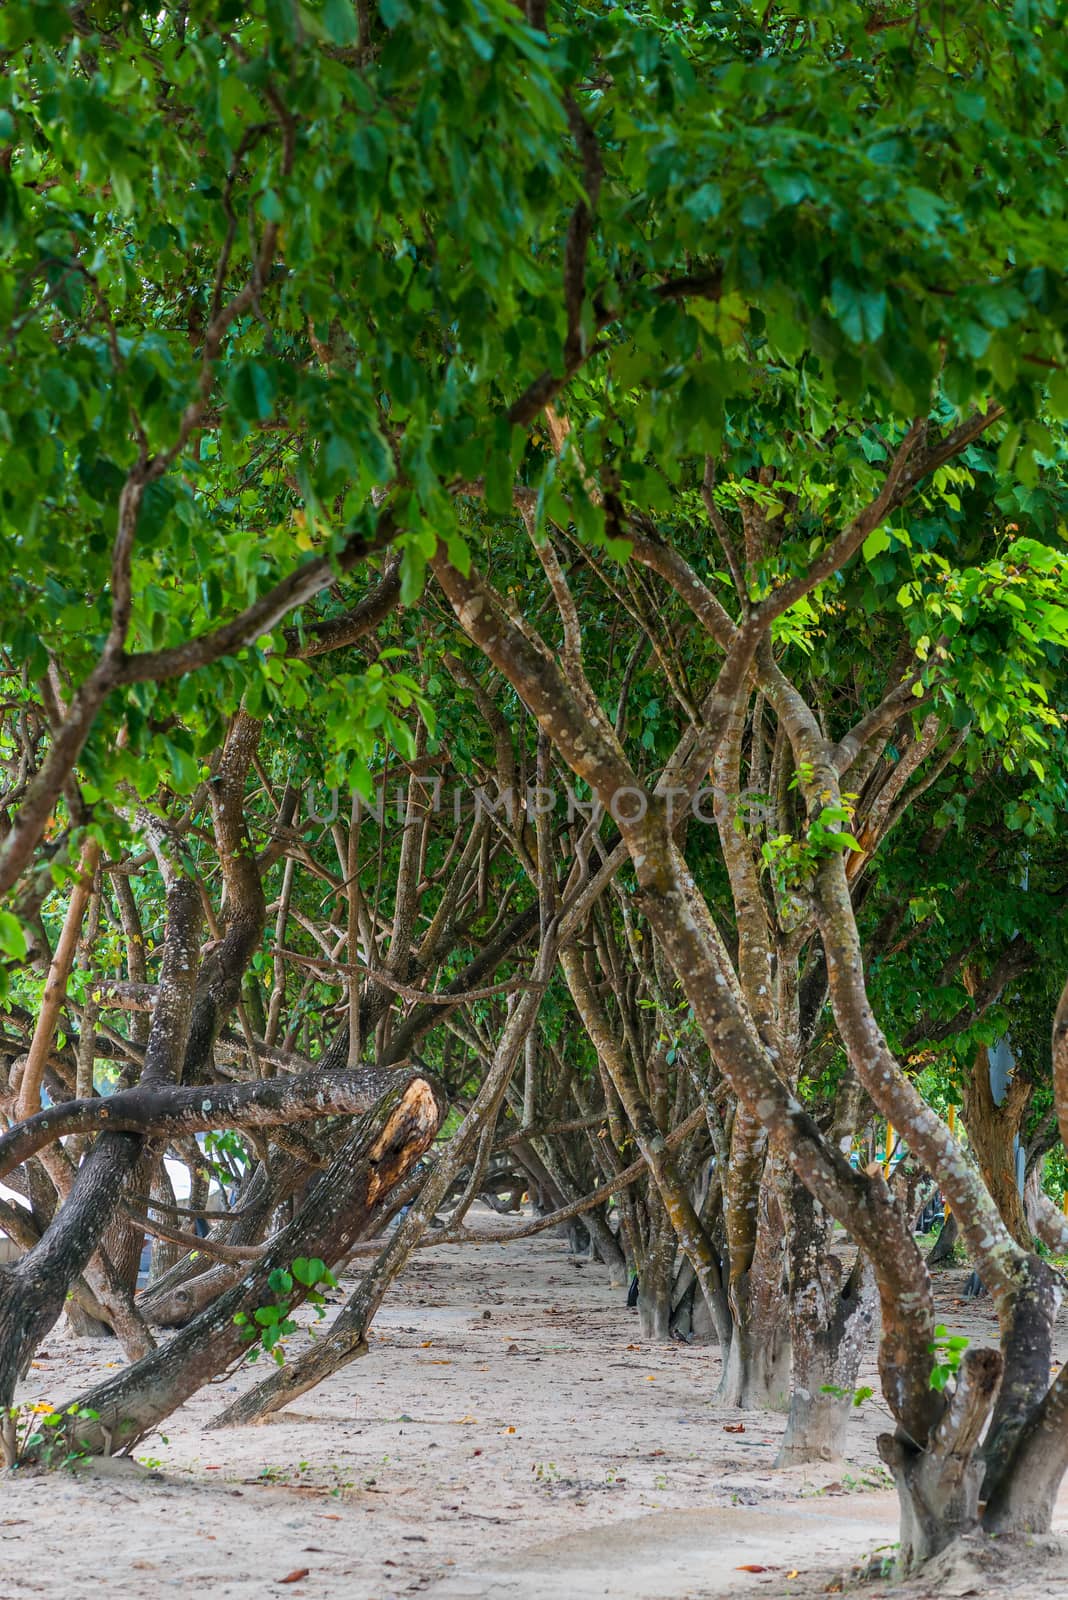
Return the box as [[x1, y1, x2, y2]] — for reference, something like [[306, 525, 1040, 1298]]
[[321, 0, 358, 45], [39, 368, 80, 414], [228, 362, 277, 424], [862, 528, 891, 562], [378, 0, 410, 25], [683, 183, 722, 221], [162, 739, 200, 794], [292, 1257, 328, 1287], [0, 910, 27, 959], [904, 188, 944, 231]]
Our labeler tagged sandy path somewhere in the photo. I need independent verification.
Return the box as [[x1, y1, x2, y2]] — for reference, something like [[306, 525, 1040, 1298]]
[[3, 1223, 1066, 1599]]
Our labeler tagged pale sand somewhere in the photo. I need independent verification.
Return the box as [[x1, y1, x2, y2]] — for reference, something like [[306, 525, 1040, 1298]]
[[3, 1219, 1066, 1599]]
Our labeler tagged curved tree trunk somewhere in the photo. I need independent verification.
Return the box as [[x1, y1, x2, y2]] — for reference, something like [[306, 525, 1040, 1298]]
[[211, 943, 554, 1427], [0, 1130, 146, 1435], [29, 1075, 443, 1461], [561, 945, 731, 1341], [428, 535, 1068, 1575], [0, 877, 202, 1426], [880, 1349, 1003, 1568]]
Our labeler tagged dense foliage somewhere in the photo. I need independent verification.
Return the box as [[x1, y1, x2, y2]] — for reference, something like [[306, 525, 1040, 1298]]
[[1, 1, 1067, 1575]]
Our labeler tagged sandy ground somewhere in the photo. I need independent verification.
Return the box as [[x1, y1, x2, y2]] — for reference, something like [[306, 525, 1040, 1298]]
[[3, 1218, 1068, 1600]]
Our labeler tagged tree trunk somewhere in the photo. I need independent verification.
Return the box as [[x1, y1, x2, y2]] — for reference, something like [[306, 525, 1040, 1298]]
[[561, 945, 731, 1340], [983, 1373, 1068, 1538], [211, 970, 552, 1427], [717, 1164, 791, 1409], [0, 1130, 144, 1415], [879, 1349, 1002, 1569], [777, 1178, 876, 1466], [962, 1043, 1032, 1248], [30, 1075, 443, 1461], [927, 1209, 959, 1265], [138, 1153, 316, 1327], [636, 1213, 676, 1341]]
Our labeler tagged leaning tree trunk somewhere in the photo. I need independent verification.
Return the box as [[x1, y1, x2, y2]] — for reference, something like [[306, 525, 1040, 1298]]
[[138, 1150, 311, 1326], [427, 540, 1066, 1574], [26, 1075, 443, 1461], [561, 945, 731, 1340], [211, 955, 553, 1427], [0, 1131, 145, 1424], [0, 877, 202, 1421]]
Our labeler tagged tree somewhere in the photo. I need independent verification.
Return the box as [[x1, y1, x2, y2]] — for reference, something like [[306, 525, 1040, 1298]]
[[1, 0, 1068, 1581]]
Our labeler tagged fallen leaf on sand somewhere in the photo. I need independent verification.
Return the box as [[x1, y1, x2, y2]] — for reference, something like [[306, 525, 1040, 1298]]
[[278, 1571, 310, 1585], [723, 1423, 746, 1434], [453, 1415, 478, 1424], [737, 1564, 773, 1573]]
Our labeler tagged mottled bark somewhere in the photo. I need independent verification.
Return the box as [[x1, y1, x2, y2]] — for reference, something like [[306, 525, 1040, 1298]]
[[431, 543, 941, 1452], [561, 946, 731, 1343], [30, 1075, 443, 1460], [0, 1131, 145, 1440], [429, 531, 1068, 1569], [0, 876, 201, 1420], [0, 1063, 407, 1180], [962, 1043, 1032, 1248], [777, 1176, 876, 1465], [718, 1157, 791, 1407], [879, 1349, 1002, 1567], [212, 976, 547, 1426]]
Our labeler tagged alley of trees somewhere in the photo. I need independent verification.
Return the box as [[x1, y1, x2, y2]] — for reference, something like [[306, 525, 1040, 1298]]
[[1, 1, 1068, 1589]]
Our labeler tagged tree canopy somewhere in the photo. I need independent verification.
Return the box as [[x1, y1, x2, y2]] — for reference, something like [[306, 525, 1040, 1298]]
[[1, 1, 1067, 1580]]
